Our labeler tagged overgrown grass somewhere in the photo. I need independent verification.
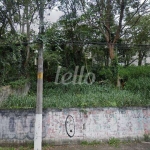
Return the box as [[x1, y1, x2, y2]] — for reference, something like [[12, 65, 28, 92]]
[[125, 77, 150, 99], [0, 82, 149, 109], [119, 66, 150, 80], [0, 66, 149, 109]]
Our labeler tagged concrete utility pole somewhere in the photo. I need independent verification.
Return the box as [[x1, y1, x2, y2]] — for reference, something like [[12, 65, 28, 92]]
[[34, 0, 44, 150]]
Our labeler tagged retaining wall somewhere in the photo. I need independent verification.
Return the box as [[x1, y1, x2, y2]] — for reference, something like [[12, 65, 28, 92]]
[[0, 107, 150, 144], [0, 83, 30, 103]]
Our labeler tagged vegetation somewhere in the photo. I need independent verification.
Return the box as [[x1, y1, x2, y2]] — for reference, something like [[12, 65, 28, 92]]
[[1, 66, 150, 109], [9, 78, 29, 89], [144, 134, 150, 142], [0, 138, 145, 149], [108, 138, 121, 147], [0, 0, 150, 109]]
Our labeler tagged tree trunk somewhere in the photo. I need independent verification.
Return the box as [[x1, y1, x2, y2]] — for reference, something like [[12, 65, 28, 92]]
[[138, 50, 143, 66], [108, 43, 115, 60], [106, 49, 110, 66], [24, 4, 30, 76], [108, 43, 121, 88]]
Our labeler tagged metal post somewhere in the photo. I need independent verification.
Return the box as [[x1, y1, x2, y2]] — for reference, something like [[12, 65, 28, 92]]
[[34, 0, 44, 149]]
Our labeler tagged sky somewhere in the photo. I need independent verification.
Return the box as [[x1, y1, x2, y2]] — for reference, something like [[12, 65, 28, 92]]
[[42, 0, 146, 23], [30, 0, 147, 33], [31, 6, 63, 33], [47, 8, 63, 23]]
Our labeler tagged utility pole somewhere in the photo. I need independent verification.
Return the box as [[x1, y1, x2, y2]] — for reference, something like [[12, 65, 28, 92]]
[[34, 0, 44, 150]]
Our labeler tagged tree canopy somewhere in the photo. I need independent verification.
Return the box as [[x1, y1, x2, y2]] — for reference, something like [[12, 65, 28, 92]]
[[0, 0, 150, 85]]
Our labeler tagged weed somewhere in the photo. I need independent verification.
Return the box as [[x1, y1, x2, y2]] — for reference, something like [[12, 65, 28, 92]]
[[144, 134, 150, 142], [81, 141, 89, 145], [0, 80, 150, 109], [108, 138, 120, 147], [9, 78, 29, 89]]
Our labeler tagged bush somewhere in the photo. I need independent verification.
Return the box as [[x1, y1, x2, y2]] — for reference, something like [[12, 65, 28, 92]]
[[9, 78, 29, 89], [1, 83, 149, 109], [124, 77, 150, 100], [119, 66, 150, 80], [99, 67, 113, 80]]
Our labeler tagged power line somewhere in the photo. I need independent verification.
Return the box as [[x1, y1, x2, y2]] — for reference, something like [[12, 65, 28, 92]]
[[0, 41, 150, 51]]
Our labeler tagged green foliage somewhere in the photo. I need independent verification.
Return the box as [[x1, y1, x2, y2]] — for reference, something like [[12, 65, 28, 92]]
[[115, 90, 147, 107], [1, 83, 149, 109], [98, 67, 113, 81], [128, 15, 150, 44], [9, 78, 29, 89], [119, 66, 150, 80], [0, 33, 35, 86], [44, 51, 62, 82], [144, 134, 150, 142], [118, 66, 150, 105], [108, 138, 120, 147], [0, 148, 15, 150], [111, 56, 119, 85], [125, 77, 150, 93], [1, 95, 35, 109], [92, 56, 119, 85]]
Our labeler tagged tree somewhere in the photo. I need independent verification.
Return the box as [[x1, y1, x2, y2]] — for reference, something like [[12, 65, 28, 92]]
[[77, 0, 149, 85], [0, 0, 38, 78], [0, 0, 17, 34], [127, 15, 150, 66], [79, 0, 150, 60], [58, 0, 86, 67]]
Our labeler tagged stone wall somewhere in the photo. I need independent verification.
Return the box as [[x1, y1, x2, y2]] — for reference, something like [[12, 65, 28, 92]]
[[0, 107, 150, 144], [0, 83, 30, 103]]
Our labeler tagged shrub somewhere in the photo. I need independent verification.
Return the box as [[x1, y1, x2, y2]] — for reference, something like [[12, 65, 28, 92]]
[[124, 77, 150, 100], [1, 83, 149, 109], [119, 66, 150, 80], [9, 78, 29, 89], [99, 67, 113, 81]]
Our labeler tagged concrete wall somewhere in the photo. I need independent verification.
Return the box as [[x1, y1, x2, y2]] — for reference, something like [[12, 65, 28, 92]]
[[0, 107, 150, 144], [0, 83, 30, 104]]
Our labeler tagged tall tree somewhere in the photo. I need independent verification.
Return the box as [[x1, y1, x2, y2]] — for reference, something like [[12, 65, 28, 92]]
[[127, 15, 150, 66], [58, 0, 86, 67], [80, 0, 150, 60]]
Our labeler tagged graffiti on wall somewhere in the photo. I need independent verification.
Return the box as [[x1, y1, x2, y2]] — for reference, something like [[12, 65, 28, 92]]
[[0, 108, 150, 142], [0, 113, 46, 140], [65, 115, 75, 138]]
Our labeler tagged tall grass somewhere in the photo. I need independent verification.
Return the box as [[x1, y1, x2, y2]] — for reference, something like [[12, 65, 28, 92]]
[[0, 82, 149, 109], [1, 65, 150, 109], [119, 66, 150, 80]]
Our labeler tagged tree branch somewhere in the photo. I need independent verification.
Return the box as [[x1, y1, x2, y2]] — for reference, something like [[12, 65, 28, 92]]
[[121, 0, 148, 31], [113, 0, 125, 43]]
